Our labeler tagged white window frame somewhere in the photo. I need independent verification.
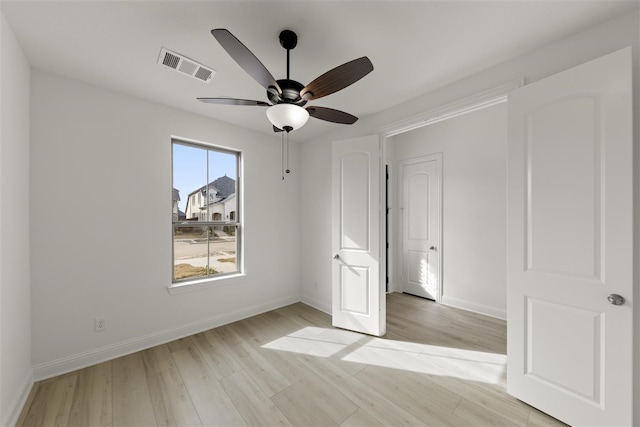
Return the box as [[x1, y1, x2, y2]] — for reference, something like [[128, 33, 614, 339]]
[[169, 138, 244, 294]]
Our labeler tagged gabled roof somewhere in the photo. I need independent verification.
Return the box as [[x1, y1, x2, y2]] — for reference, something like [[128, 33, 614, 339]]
[[188, 175, 236, 200], [210, 175, 235, 199]]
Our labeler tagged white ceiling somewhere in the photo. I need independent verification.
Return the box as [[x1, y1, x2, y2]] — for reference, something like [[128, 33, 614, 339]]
[[2, 0, 638, 141]]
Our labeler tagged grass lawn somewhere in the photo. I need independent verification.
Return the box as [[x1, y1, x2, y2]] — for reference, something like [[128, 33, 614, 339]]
[[174, 263, 219, 280]]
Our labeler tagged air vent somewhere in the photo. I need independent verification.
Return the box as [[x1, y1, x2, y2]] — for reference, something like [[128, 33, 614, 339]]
[[158, 48, 216, 83]]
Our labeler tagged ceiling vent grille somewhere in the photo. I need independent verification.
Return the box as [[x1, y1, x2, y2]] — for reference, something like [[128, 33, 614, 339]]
[[158, 48, 216, 83]]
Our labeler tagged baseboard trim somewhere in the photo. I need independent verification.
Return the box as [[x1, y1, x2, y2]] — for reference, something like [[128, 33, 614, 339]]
[[441, 295, 506, 320], [1, 370, 33, 427], [300, 293, 331, 315], [32, 295, 299, 381]]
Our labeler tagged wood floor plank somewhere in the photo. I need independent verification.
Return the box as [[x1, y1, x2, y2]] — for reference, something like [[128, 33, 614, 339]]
[[454, 397, 516, 426], [413, 349, 507, 387], [171, 346, 246, 426], [67, 361, 112, 427], [527, 407, 568, 426], [218, 332, 292, 398], [272, 383, 344, 426], [297, 354, 426, 426], [213, 323, 246, 347], [18, 374, 77, 427], [253, 341, 319, 384], [142, 344, 176, 375], [272, 373, 359, 426], [165, 335, 196, 353], [340, 408, 384, 427], [112, 353, 157, 426], [234, 310, 301, 345], [275, 302, 332, 329], [431, 375, 530, 426], [147, 367, 201, 426], [355, 366, 469, 426], [220, 371, 292, 426], [191, 330, 243, 380]]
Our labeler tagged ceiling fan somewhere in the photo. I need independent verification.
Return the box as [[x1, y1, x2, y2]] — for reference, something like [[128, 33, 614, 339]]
[[198, 29, 374, 133]]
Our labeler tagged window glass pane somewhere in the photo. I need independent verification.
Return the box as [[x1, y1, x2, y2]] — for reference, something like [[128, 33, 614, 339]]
[[209, 225, 237, 274], [173, 144, 207, 221], [172, 141, 240, 283], [173, 224, 219, 281], [207, 149, 237, 222]]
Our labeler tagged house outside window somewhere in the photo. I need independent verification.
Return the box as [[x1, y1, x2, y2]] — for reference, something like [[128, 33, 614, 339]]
[[172, 139, 240, 283]]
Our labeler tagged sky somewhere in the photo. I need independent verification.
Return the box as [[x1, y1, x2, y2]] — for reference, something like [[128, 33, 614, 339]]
[[172, 143, 237, 212]]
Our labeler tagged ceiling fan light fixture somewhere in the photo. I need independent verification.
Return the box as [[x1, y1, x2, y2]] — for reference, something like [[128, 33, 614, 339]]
[[266, 104, 309, 131]]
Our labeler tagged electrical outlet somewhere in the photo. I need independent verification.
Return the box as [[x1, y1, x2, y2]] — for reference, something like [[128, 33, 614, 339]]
[[94, 318, 106, 332]]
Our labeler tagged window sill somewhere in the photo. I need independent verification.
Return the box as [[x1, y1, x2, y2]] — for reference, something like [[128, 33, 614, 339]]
[[167, 273, 246, 295]]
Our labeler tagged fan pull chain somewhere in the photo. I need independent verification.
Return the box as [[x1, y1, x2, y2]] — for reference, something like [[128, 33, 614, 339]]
[[281, 131, 292, 181], [286, 132, 291, 175], [281, 131, 285, 180]]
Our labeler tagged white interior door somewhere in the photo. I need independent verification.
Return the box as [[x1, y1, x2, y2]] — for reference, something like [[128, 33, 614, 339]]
[[507, 47, 633, 426], [400, 154, 441, 301], [332, 135, 385, 336]]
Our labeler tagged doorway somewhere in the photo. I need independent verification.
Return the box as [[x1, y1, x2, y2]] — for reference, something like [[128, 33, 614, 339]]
[[383, 87, 512, 321], [398, 154, 441, 301]]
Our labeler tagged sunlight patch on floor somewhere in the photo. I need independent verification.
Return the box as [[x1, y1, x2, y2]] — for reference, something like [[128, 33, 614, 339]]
[[261, 326, 507, 385]]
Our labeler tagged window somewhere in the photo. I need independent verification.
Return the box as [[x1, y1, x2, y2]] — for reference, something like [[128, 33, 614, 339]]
[[172, 139, 240, 283]]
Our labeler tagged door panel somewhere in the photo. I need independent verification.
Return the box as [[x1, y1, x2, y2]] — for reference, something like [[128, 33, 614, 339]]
[[527, 96, 600, 279], [340, 152, 370, 250], [400, 155, 441, 300], [507, 47, 633, 426], [525, 298, 603, 401], [332, 135, 385, 336]]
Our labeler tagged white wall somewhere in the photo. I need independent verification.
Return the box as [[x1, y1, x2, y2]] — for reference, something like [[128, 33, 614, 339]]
[[29, 70, 301, 379], [0, 11, 32, 426], [299, 10, 639, 423], [389, 102, 508, 318]]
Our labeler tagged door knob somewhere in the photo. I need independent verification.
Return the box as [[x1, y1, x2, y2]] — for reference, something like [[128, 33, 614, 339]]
[[607, 294, 625, 306], [333, 254, 340, 260], [429, 246, 436, 251]]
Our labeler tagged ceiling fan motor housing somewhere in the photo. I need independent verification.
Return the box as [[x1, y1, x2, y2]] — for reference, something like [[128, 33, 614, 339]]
[[268, 79, 307, 106]]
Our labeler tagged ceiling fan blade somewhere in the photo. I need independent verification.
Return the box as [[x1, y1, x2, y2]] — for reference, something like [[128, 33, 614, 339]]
[[301, 57, 373, 101], [307, 106, 358, 124], [212, 29, 281, 93], [197, 97, 270, 106]]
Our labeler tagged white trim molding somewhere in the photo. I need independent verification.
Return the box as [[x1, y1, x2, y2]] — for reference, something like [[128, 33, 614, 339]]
[[380, 79, 524, 138], [1, 371, 33, 427], [441, 295, 506, 320], [32, 294, 299, 381]]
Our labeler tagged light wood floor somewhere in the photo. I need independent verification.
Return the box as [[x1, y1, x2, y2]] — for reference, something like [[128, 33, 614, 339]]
[[17, 292, 566, 426]]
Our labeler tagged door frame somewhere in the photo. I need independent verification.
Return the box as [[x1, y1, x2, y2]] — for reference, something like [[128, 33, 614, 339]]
[[380, 79, 523, 297], [397, 153, 443, 302]]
